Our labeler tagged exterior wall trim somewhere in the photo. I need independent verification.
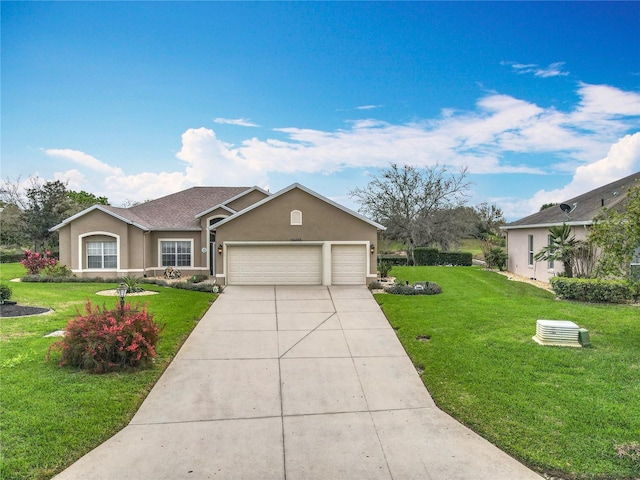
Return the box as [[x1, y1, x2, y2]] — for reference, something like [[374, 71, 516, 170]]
[[77, 231, 121, 274], [219, 240, 371, 286], [157, 238, 195, 269]]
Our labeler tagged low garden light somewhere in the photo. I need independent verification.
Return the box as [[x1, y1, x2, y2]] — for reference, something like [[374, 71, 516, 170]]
[[116, 283, 127, 313]]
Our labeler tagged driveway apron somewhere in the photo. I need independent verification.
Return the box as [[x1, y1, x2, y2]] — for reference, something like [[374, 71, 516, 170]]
[[54, 286, 542, 480]]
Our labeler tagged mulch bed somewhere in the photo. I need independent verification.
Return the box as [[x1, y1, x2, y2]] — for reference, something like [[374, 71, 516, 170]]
[[0, 303, 51, 318]]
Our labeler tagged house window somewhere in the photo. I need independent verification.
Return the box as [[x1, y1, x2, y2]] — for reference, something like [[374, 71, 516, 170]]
[[547, 235, 555, 269], [290, 210, 302, 225], [87, 241, 117, 269], [161, 241, 192, 267], [528, 235, 534, 266]]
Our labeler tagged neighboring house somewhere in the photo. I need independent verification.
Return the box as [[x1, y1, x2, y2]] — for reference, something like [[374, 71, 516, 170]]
[[51, 183, 385, 286], [501, 172, 640, 282]]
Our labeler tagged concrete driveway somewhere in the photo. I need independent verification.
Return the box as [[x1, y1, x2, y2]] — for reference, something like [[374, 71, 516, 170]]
[[55, 285, 541, 480]]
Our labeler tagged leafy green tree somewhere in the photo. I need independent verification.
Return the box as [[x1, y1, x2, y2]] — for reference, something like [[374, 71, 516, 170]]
[[540, 202, 559, 211], [589, 182, 640, 278], [534, 223, 578, 278], [474, 202, 506, 240], [0, 202, 29, 248], [24, 180, 73, 251], [350, 163, 470, 265], [67, 190, 109, 214]]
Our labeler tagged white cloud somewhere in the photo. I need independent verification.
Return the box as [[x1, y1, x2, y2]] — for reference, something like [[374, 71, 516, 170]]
[[42, 83, 639, 210], [500, 133, 640, 219], [213, 117, 259, 127], [504, 61, 569, 78], [355, 105, 381, 110], [45, 148, 123, 176]]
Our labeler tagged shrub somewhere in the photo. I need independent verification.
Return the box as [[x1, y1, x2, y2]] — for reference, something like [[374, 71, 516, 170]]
[[550, 277, 632, 303], [378, 254, 408, 266], [384, 281, 442, 295], [485, 247, 508, 271], [0, 252, 24, 263], [187, 274, 210, 284], [368, 281, 383, 291], [47, 301, 162, 373], [377, 260, 392, 278], [0, 284, 12, 304], [41, 263, 75, 278], [20, 250, 57, 275], [172, 281, 220, 293], [121, 275, 144, 293], [413, 248, 472, 266]]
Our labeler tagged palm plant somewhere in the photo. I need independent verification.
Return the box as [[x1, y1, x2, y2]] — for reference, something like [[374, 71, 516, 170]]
[[534, 224, 578, 278]]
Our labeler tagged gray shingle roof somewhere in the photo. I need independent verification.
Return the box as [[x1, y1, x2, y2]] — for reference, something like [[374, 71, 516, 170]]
[[124, 186, 250, 230], [504, 172, 639, 229]]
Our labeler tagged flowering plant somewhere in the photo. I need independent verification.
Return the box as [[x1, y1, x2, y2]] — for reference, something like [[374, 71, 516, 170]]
[[47, 300, 162, 373], [20, 249, 57, 275]]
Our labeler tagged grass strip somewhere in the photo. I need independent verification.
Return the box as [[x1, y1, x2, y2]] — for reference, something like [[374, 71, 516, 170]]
[[377, 266, 640, 480], [0, 263, 216, 480]]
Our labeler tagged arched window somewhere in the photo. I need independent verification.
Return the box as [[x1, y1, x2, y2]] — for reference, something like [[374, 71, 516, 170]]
[[290, 210, 302, 226]]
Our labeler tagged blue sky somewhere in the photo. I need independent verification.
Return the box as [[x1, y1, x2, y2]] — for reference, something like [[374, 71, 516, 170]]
[[2, 2, 639, 220]]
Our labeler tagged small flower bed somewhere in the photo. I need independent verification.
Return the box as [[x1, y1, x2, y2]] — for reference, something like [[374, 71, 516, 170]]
[[48, 300, 162, 373], [384, 281, 442, 295]]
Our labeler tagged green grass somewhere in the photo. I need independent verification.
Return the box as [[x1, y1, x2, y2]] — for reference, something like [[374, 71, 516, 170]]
[[0, 264, 216, 480], [457, 238, 484, 258], [377, 266, 640, 479]]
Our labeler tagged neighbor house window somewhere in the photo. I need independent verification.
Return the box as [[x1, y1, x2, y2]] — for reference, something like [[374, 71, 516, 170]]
[[87, 241, 117, 269], [528, 235, 534, 266], [547, 235, 555, 269], [161, 240, 192, 267], [290, 210, 302, 225]]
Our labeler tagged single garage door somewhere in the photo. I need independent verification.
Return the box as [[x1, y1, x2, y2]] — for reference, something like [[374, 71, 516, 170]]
[[331, 244, 366, 285], [227, 245, 322, 285]]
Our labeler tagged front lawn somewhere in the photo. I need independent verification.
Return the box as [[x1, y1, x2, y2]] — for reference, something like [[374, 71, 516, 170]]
[[377, 266, 639, 480], [0, 264, 216, 480]]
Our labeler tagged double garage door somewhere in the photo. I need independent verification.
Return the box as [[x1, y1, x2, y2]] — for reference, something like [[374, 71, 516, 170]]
[[227, 244, 366, 285]]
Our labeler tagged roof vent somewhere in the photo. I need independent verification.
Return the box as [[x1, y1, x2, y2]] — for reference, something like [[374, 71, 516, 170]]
[[533, 320, 585, 347]]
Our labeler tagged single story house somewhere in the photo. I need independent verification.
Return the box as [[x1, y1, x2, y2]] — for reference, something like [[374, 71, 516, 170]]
[[501, 171, 639, 282], [51, 183, 385, 286]]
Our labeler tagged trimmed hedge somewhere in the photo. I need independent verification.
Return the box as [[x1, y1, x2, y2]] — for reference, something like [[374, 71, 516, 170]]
[[378, 254, 408, 266], [414, 248, 472, 267], [0, 253, 25, 264], [550, 277, 632, 304]]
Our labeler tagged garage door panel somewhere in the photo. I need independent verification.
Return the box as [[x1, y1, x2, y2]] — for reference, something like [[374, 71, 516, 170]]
[[331, 245, 366, 285], [228, 246, 322, 285]]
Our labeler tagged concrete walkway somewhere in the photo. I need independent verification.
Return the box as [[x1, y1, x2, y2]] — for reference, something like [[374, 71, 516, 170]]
[[55, 286, 542, 480]]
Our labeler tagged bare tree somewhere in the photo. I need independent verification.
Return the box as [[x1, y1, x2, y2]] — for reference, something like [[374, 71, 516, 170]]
[[350, 163, 470, 264]]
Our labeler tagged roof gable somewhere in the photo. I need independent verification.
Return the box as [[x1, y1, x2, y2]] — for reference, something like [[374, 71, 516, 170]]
[[194, 186, 270, 219], [504, 172, 640, 229], [49, 205, 151, 232], [210, 183, 386, 231]]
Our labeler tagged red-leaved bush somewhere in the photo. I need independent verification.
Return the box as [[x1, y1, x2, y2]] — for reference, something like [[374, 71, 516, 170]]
[[48, 301, 162, 373], [21, 249, 57, 275]]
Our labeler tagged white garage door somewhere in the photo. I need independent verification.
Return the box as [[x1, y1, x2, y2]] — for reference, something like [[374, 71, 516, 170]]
[[227, 245, 322, 285], [331, 244, 366, 285]]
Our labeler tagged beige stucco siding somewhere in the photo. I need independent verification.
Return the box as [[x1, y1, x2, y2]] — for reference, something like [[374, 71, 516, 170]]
[[505, 225, 590, 283], [214, 188, 379, 284], [65, 210, 133, 277]]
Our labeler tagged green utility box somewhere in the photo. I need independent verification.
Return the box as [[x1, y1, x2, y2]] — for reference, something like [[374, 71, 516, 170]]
[[578, 328, 591, 347]]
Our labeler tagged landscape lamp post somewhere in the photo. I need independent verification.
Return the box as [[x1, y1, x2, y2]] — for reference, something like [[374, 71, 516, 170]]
[[116, 283, 127, 314]]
